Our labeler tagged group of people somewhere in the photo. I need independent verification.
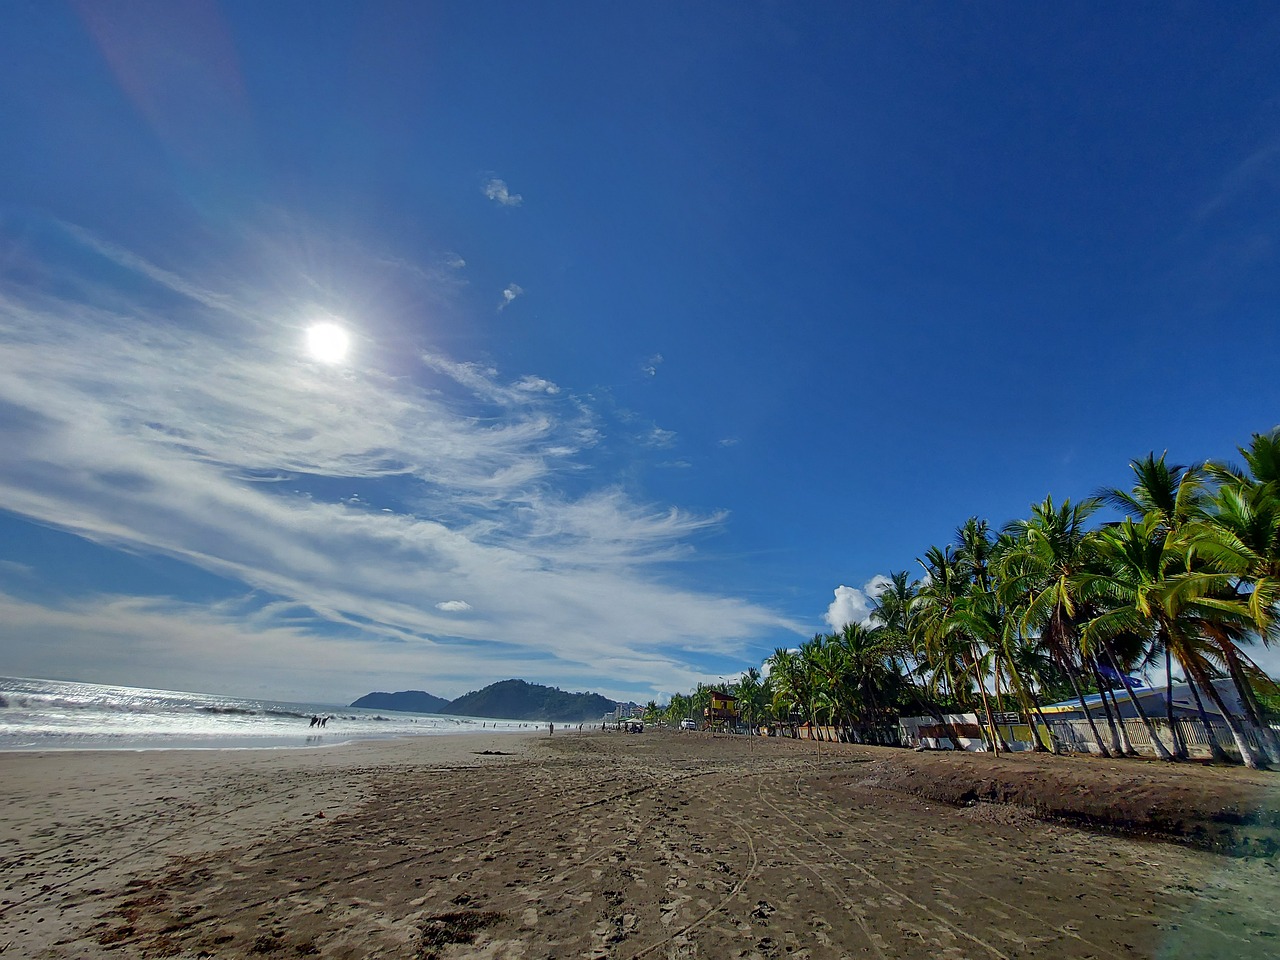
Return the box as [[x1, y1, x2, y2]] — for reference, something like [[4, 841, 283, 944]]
[[308, 714, 329, 728]]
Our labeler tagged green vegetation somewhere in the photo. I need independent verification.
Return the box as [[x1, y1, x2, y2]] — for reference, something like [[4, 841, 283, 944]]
[[439, 679, 614, 721], [663, 429, 1280, 769], [352, 679, 615, 721], [351, 690, 451, 713]]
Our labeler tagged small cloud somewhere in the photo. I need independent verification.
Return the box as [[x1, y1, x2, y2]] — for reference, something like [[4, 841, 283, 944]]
[[658, 459, 692, 469], [435, 600, 473, 612], [484, 178, 523, 207], [718, 437, 740, 447], [499, 283, 524, 311], [514, 376, 560, 396], [645, 426, 676, 448], [444, 252, 466, 270], [823, 575, 891, 631], [642, 354, 664, 377], [864, 574, 893, 599]]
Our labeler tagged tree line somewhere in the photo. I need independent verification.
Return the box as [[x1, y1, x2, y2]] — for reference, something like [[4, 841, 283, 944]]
[[649, 429, 1280, 769]]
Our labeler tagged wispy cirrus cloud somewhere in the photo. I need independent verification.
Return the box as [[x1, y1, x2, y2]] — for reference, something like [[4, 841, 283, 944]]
[[0, 224, 800, 700]]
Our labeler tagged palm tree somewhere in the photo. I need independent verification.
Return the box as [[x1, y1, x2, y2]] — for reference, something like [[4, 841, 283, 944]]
[[765, 647, 808, 735], [915, 542, 1003, 754], [735, 667, 767, 731], [1000, 495, 1160, 758], [1102, 454, 1211, 759], [1083, 515, 1267, 768], [1192, 429, 1280, 759], [665, 693, 692, 726]]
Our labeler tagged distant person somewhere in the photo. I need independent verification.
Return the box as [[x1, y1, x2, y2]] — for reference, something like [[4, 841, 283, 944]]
[[309, 715, 319, 728], [548, 722, 554, 737], [320, 716, 328, 727]]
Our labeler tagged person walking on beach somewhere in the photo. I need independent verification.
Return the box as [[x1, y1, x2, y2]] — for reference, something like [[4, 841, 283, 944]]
[[548, 722, 554, 737]]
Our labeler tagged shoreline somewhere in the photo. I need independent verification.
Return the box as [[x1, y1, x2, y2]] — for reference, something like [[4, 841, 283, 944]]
[[0, 725, 546, 754]]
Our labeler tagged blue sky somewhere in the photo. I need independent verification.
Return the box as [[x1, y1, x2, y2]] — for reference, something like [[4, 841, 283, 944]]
[[2, 2, 1278, 704]]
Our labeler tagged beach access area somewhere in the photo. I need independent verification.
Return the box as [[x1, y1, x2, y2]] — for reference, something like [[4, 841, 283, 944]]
[[3, 730, 1280, 959]]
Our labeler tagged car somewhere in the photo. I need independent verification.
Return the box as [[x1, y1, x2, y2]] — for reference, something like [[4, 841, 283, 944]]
[[680, 719, 697, 730]]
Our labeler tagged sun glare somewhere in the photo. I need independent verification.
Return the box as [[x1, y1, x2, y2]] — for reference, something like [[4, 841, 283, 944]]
[[306, 322, 350, 363]]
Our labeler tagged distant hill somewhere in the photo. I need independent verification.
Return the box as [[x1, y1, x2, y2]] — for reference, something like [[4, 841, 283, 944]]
[[351, 679, 615, 721], [443, 679, 615, 721], [350, 690, 451, 714]]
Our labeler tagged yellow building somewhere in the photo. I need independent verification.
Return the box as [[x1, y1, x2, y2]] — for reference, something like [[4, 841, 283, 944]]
[[703, 689, 739, 731]]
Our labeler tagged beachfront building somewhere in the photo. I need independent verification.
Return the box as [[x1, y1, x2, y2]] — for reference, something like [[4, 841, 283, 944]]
[[900, 680, 1271, 759], [703, 689, 739, 732], [1038, 679, 1243, 723]]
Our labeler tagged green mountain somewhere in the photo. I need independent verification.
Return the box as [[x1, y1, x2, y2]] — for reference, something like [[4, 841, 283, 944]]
[[350, 680, 616, 721], [350, 690, 451, 713], [443, 679, 615, 721]]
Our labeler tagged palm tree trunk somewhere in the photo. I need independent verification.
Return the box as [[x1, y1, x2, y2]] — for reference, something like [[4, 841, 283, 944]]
[[1224, 648, 1280, 763], [967, 646, 1001, 756], [1184, 655, 1267, 770], [1165, 645, 1187, 760], [1102, 640, 1172, 760], [1185, 674, 1234, 764], [1031, 699, 1059, 754], [1088, 659, 1125, 755], [1001, 647, 1052, 753], [1105, 683, 1139, 756], [1065, 663, 1111, 757], [991, 655, 1013, 751]]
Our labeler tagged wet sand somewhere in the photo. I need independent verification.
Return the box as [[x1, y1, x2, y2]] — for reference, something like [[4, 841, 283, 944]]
[[3, 730, 1280, 959]]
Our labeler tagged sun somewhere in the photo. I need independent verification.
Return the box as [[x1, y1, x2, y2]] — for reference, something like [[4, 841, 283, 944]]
[[305, 322, 350, 363]]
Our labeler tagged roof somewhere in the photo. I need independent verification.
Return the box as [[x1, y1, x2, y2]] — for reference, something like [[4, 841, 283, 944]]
[[1039, 678, 1240, 717]]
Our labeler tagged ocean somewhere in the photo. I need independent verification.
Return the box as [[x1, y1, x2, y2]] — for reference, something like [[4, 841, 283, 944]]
[[0, 676, 534, 751]]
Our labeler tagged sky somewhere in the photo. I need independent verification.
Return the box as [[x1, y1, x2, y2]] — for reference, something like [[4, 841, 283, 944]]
[[1, 2, 1279, 705]]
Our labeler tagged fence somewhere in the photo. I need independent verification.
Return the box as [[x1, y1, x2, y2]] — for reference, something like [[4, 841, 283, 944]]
[[794, 724, 903, 746], [1048, 716, 1279, 761]]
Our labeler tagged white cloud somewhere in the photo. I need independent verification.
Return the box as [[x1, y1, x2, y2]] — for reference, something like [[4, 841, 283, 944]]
[[484, 178, 523, 207], [823, 575, 891, 632], [645, 426, 677, 448], [0, 225, 802, 701], [499, 283, 523, 310], [514, 376, 559, 396], [718, 437, 740, 447], [435, 600, 472, 612], [642, 354, 664, 377]]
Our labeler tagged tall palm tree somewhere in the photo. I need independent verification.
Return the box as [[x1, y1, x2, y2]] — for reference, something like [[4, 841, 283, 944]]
[[915, 542, 1002, 754], [1000, 495, 1159, 758], [1083, 515, 1267, 768], [1192, 429, 1280, 759], [765, 647, 808, 735], [735, 666, 767, 731], [1102, 454, 1210, 759], [665, 693, 692, 726]]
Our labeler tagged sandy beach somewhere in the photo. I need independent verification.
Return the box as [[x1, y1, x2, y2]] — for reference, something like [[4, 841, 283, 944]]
[[4, 730, 1280, 959]]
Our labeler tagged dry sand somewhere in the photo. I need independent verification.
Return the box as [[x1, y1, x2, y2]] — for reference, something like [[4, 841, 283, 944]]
[[3, 729, 1280, 959]]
